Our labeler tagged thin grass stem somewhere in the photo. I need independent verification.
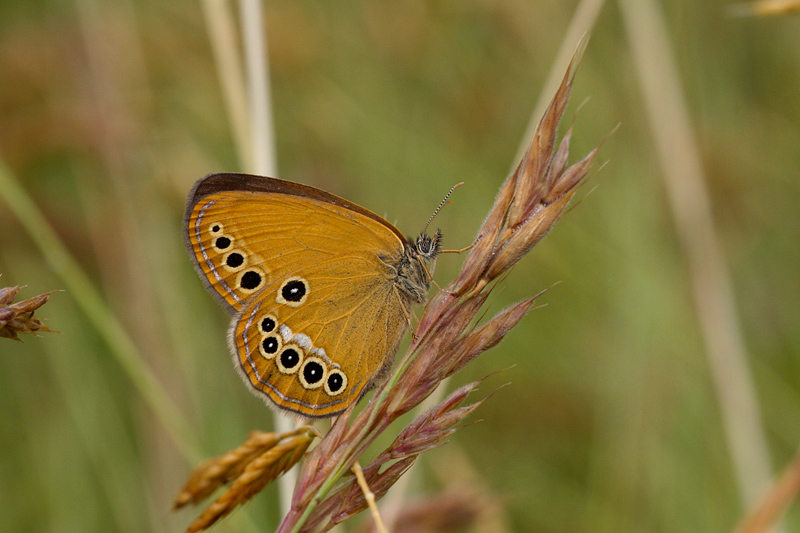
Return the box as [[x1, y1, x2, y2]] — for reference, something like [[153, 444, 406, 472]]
[[237, 0, 292, 518], [736, 443, 800, 533], [618, 0, 776, 515], [353, 461, 388, 533], [200, 0, 252, 169], [0, 158, 202, 464], [240, 0, 277, 176]]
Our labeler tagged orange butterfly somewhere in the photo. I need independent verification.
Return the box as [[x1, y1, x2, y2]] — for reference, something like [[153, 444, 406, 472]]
[[184, 173, 440, 418]]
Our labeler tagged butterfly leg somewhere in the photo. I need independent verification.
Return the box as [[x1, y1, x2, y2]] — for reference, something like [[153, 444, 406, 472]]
[[393, 291, 424, 343], [401, 300, 416, 335], [438, 243, 474, 254]]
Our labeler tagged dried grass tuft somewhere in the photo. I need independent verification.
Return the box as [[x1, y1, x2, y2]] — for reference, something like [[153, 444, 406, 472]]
[[175, 427, 318, 533], [0, 284, 57, 342]]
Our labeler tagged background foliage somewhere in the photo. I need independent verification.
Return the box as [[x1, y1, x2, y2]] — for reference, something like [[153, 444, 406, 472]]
[[1, 1, 799, 531]]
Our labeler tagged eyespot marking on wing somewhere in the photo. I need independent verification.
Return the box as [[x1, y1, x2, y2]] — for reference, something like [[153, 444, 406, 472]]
[[276, 344, 303, 374], [259, 334, 281, 359], [325, 369, 347, 396], [299, 357, 327, 390], [276, 276, 309, 307], [237, 268, 266, 294], [212, 234, 233, 253], [259, 315, 277, 334], [223, 250, 247, 271]]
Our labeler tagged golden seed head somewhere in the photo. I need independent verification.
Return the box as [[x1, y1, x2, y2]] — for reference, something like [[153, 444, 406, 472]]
[[174, 427, 317, 533]]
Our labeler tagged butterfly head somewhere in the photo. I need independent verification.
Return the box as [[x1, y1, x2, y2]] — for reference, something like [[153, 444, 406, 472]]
[[415, 228, 442, 260]]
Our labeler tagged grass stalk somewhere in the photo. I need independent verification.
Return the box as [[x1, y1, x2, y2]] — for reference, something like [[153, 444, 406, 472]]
[[736, 443, 800, 533], [240, 0, 277, 177], [0, 158, 201, 464], [618, 0, 776, 513], [200, 0, 252, 170], [237, 0, 293, 518]]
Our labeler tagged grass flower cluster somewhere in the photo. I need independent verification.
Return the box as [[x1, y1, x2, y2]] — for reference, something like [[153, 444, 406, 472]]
[[175, 428, 318, 532], [0, 284, 56, 342]]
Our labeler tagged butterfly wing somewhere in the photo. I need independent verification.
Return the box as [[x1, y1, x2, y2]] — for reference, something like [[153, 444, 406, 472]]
[[184, 173, 412, 417]]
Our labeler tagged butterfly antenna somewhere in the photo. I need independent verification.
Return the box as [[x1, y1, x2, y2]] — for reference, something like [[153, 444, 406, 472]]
[[423, 182, 464, 234]]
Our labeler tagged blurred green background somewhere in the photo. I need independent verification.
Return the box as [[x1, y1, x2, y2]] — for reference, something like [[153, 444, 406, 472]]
[[1, 0, 799, 531]]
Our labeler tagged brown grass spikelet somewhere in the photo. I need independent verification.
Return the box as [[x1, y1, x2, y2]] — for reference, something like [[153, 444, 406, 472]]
[[450, 51, 598, 298], [378, 382, 485, 461], [0, 284, 57, 342], [274, 46, 603, 533], [174, 430, 283, 509], [300, 457, 417, 532], [175, 427, 317, 533], [300, 383, 485, 531]]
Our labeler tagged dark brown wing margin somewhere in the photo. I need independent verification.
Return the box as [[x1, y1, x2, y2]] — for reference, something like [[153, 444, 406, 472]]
[[186, 173, 407, 243]]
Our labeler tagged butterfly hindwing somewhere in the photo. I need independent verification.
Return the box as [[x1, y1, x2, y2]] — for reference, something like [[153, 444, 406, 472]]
[[231, 260, 409, 417], [184, 173, 413, 417]]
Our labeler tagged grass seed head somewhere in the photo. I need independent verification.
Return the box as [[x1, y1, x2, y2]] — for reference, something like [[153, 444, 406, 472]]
[[176, 428, 317, 533], [0, 285, 57, 342]]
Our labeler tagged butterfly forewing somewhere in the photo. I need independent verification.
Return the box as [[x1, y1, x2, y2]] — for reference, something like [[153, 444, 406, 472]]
[[185, 175, 413, 417]]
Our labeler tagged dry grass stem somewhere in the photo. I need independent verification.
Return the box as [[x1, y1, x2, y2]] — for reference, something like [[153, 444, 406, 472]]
[[272, 47, 602, 533], [352, 461, 388, 533], [735, 444, 800, 533], [619, 0, 774, 509], [728, 0, 800, 16], [175, 427, 317, 533], [0, 285, 57, 342]]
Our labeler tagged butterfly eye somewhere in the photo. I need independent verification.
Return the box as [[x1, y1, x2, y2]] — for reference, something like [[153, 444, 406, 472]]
[[276, 277, 309, 307], [324, 369, 348, 397], [415, 230, 442, 258], [417, 237, 430, 254], [276, 345, 303, 374], [299, 357, 327, 390]]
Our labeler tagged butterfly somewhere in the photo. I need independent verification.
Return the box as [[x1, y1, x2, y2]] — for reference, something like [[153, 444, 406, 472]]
[[184, 173, 441, 418]]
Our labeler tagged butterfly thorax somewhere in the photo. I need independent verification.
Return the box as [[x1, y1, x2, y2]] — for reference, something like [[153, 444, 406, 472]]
[[391, 229, 442, 304]]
